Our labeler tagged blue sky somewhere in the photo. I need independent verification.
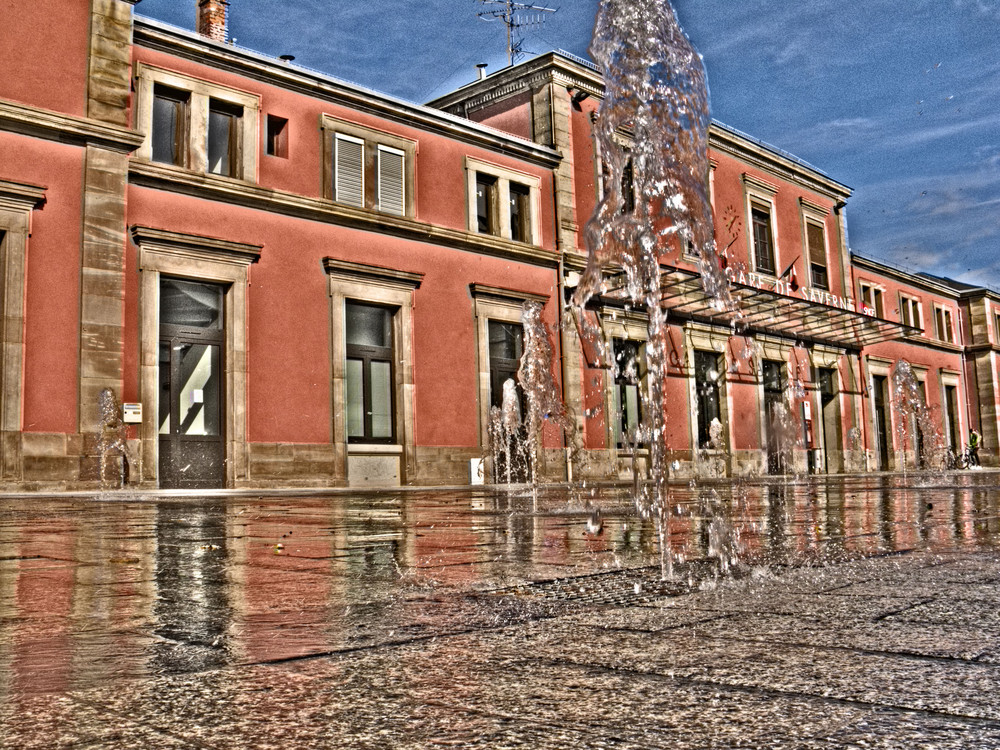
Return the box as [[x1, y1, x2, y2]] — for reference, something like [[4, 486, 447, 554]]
[[137, 1, 1000, 288]]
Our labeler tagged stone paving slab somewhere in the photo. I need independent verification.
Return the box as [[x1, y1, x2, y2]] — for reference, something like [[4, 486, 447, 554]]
[[7, 489, 1000, 748], [18, 624, 998, 750]]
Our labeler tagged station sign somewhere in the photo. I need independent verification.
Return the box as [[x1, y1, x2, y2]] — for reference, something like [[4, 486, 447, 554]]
[[725, 268, 863, 315]]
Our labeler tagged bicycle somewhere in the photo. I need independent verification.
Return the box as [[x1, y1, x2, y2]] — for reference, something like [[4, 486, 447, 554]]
[[946, 446, 976, 470]]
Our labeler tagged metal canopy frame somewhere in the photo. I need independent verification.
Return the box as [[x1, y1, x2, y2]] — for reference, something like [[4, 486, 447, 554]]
[[602, 264, 918, 350]]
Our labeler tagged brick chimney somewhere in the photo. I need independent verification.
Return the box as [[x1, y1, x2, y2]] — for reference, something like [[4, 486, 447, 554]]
[[197, 0, 229, 43]]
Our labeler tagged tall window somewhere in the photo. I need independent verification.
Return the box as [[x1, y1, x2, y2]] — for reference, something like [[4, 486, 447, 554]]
[[599, 148, 636, 214], [613, 339, 645, 447], [805, 219, 828, 290], [334, 134, 365, 207], [345, 303, 394, 443], [488, 320, 524, 412], [695, 350, 723, 449], [377, 146, 405, 216], [152, 85, 188, 167], [509, 182, 531, 242], [934, 305, 954, 343], [476, 174, 498, 235], [207, 100, 242, 177], [751, 202, 776, 275], [943, 383, 960, 451], [899, 295, 922, 330]]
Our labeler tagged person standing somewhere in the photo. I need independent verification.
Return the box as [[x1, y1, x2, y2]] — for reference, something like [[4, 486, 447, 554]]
[[969, 428, 982, 467]]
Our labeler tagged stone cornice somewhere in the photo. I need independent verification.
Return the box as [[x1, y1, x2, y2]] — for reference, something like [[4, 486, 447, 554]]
[[0, 99, 144, 153], [128, 160, 560, 268], [130, 225, 262, 265], [132, 20, 560, 169], [799, 197, 830, 215], [322, 258, 423, 290], [712, 128, 850, 201], [852, 254, 961, 298], [0, 179, 47, 210], [469, 283, 549, 306], [741, 172, 780, 197], [428, 52, 605, 113], [426, 53, 851, 202]]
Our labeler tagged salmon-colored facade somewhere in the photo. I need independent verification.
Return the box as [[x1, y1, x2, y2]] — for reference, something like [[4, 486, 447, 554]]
[[0, 1, 991, 490], [433, 51, 995, 477]]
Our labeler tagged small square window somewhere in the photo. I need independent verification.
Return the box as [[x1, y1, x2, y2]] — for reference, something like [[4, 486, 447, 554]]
[[266, 115, 288, 158]]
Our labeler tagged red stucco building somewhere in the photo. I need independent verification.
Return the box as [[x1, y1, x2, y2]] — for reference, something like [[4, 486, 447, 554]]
[[0, 0, 991, 489]]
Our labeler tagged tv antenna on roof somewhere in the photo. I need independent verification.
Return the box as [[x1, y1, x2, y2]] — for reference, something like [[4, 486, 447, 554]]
[[476, 0, 558, 67]]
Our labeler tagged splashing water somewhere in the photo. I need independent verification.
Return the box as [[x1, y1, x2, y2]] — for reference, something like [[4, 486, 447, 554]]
[[570, 0, 729, 578], [891, 360, 944, 470], [96, 388, 130, 490], [487, 385, 529, 485], [518, 301, 577, 487]]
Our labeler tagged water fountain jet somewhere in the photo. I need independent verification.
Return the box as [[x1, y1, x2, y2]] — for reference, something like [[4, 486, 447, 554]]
[[570, 0, 731, 578]]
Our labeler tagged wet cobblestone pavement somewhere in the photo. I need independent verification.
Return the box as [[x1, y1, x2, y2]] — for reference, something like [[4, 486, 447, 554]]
[[4, 475, 1000, 747]]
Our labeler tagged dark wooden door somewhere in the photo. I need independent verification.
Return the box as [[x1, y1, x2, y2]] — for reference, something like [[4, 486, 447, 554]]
[[158, 278, 226, 489]]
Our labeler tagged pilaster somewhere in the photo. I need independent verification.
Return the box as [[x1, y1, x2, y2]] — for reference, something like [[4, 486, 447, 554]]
[[87, 0, 137, 127], [78, 145, 129, 437]]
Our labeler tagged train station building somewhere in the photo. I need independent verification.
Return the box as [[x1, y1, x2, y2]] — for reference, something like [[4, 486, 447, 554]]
[[0, 0, 992, 489]]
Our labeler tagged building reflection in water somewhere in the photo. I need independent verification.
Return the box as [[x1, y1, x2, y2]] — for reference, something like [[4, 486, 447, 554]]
[[3, 478, 1000, 699], [152, 501, 232, 673]]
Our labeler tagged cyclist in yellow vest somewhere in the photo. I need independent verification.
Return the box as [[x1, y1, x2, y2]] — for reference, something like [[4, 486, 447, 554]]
[[969, 428, 982, 467]]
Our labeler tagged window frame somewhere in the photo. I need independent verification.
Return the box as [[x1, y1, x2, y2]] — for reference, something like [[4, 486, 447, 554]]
[[465, 157, 541, 245], [470, 285, 549, 462], [899, 294, 923, 331], [134, 63, 259, 181], [800, 208, 830, 292], [859, 281, 885, 318], [933, 304, 955, 343], [151, 84, 189, 168], [475, 173, 499, 235], [207, 98, 242, 178], [694, 350, 724, 449], [324, 259, 422, 477], [600, 306, 650, 455], [321, 115, 416, 218]]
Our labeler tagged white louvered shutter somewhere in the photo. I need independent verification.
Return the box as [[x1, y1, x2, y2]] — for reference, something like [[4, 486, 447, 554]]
[[377, 146, 405, 215], [335, 134, 364, 207]]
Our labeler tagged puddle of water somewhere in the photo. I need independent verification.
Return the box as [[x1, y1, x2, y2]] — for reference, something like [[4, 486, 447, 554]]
[[2, 475, 1000, 696]]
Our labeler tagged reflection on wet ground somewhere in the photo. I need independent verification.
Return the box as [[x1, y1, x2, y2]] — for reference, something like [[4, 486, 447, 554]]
[[4, 474, 1000, 747]]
